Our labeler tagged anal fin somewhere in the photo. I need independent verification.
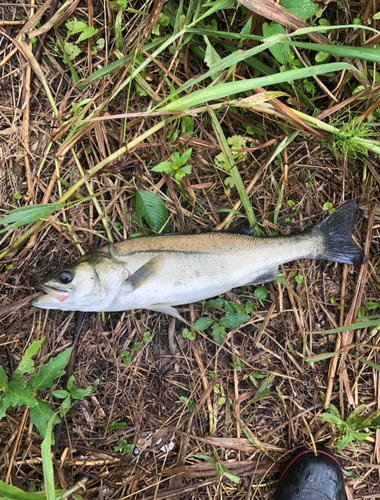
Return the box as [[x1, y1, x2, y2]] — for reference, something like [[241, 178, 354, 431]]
[[248, 267, 281, 285], [148, 304, 183, 320]]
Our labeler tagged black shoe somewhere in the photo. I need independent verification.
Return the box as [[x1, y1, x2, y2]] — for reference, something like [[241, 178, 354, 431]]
[[274, 445, 347, 500]]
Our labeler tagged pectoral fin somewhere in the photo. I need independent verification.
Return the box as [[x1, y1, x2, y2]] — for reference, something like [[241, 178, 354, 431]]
[[248, 267, 281, 285], [126, 254, 164, 289], [148, 304, 183, 320]]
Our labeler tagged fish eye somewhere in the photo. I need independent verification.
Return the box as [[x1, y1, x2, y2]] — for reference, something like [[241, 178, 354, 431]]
[[57, 270, 73, 285]]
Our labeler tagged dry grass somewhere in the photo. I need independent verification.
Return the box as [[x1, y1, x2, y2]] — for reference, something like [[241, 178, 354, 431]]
[[1, 1, 380, 499]]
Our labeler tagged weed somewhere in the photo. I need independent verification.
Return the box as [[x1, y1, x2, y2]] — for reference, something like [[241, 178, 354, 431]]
[[114, 439, 134, 454], [192, 299, 251, 345], [152, 148, 193, 182], [0, 339, 95, 441], [320, 404, 380, 453], [195, 451, 240, 484]]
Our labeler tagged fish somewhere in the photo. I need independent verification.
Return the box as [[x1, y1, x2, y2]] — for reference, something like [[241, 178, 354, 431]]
[[32, 200, 365, 319]]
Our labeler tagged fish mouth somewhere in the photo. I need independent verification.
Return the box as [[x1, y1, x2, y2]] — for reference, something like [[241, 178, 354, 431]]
[[36, 284, 70, 303]]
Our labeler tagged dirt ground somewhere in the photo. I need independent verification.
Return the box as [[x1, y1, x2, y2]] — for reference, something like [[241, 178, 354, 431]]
[[1, 1, 380, 499]]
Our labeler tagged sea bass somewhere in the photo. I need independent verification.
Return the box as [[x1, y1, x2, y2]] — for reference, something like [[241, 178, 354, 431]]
[[32, 201, 365, 318]]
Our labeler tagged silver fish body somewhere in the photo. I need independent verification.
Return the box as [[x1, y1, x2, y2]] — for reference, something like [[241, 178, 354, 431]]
[[32, 201, 365, 318]]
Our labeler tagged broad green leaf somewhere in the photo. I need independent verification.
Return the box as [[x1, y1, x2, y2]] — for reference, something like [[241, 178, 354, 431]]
[[193, 317, 214, 330], [177, 148, 192, 167], [224, 301, 244, 314], [320, 413, 344, 425], [67, 375, 76, 393], [211, 323, 226, 345], [12, 338, 44, 381], [52, 390, 69, 399], [204, 35, 222, 69], [66, 19, 87, 33], [280, 0, 318, 19], [346, 404, 367, 423], [336, 432, 351, 451], [0, 367, 7, 391], [205, 298, 225, 308], [70, 388, 92, 400], [30, 399, 59, 440], [220, 312, 250, 329], [254, 286, 268, 301], [77, 26, 98, 43], [135, 190, 169, 233], [1, 381, 36, 416], [262, 22, 289, 65], [30, 348, 72, 391], [152, 161, 175, 173]]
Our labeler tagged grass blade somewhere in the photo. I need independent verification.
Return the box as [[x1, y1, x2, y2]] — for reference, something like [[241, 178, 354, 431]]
[[208, 107, 259, 233], [160, 63, 356, 111]]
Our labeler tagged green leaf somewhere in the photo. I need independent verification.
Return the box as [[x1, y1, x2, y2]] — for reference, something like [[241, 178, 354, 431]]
[[194, 454, 216, 464], [262, 22, 289, 65], [0, 367, 8, 391], [222, 468, 240, 484], [115, 10, 123, 51], [121, 351, 131, 365], [205, 298, 225, 308], [315, 51, 330, 63], [41, 413, 57, 499], [143, 331, 153, 342], [70, 388, 92, 400], [224, 301, 244, 314], [30, 348, 72, 391], [77, 26, 98, 43], [254, 286, 268, 301], [204, 35, 222, 69], [52, 390, 69, 399], [5, 380, 36, 409], [181, 116, 194, 135], [63, 41, 81, 60], [220, 312, 249, 329], [0, 203, 61, 234], [177, 148, 192, 167], [336, 432, 351, 451], [12, 339, 44, 382], [30, 399, 59, 439], [135, 190, 169, 233], [66, 375, 76, 393], [0, 479, 48, 500], [103, 421, 127, 430], [346, 404, 367, 423], [211, 323, 226, 345], [320, 413, 344, 425], [193, 317, 214, 330], [159, 63, 356, 112], [366, 302, 379, 310], [151, 161, 175, 174], [182, 328, 196, 340], [180, 396, 198, 413], [280, 0, 318, 19]]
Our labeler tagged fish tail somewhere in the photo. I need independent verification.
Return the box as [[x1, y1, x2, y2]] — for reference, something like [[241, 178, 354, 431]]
[[313, 200, 366, 265]]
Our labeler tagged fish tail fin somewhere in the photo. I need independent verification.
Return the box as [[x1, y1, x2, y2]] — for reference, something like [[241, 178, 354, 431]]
[[314, 200, 366, 265]]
